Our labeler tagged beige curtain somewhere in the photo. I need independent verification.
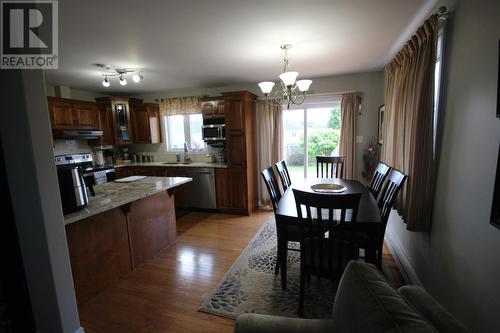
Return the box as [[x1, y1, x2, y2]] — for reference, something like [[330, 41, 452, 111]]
[[381, 15, 438, 231], [159, 96, 200, 116], [257, 101, 284, 207], [338, 92, 359, 179]]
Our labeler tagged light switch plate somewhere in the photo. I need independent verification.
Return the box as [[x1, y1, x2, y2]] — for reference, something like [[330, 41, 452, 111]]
[[356, 136, 363, 144]]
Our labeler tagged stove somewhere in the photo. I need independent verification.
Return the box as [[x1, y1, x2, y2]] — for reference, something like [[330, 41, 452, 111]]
[[55, 153, 116, 184]]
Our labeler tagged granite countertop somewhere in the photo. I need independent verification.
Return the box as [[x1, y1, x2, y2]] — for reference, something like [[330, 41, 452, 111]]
[[64, 176, 192, 225], [114, 161, 227, 168]]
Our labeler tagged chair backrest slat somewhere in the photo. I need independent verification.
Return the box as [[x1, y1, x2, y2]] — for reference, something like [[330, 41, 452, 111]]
[[261, 167, 281, 211], [369, 162, 391, 199], [275, 160, 292, 190], [316, 156, 344, 179]]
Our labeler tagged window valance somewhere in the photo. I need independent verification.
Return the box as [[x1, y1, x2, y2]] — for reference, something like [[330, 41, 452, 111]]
[[159, 96, 200, 116]]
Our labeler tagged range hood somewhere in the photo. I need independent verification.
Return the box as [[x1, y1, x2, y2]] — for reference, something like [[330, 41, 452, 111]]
[[53, 129, 103, 140]]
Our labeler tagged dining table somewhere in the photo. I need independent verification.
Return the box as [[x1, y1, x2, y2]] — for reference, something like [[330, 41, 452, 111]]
[[274, 177, 382, 289]]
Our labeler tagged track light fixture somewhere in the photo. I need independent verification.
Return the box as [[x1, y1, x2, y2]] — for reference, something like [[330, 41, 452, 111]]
[[119, 75, 127, 86], [132, 72, 143, 83], [95, 64, 144, 88], [102, 76, 110, 87]]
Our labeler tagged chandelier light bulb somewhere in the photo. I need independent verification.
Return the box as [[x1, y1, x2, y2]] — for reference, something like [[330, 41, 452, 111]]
[[102, 76, 110, 87], [132, 72, 143, 83], [279, 71, 299, 87], [258, 81, 275, 94], [296, 79, 312, 92], [119, 75, 127, 86]]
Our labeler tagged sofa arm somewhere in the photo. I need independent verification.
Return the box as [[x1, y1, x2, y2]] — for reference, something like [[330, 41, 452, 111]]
[[234, 314, 334, 333], [398, 286, 469, 333]]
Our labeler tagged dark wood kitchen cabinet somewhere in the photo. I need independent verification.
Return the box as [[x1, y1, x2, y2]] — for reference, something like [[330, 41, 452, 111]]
[[93, 105, 115, 145], [73, 101, 99, 129], [47, 97, 99, 130], [145, 103, 162, 143], [215, 168, 229, 210], [114, 166, 132, 179], [131, 166, 161, 177], [65, 190, 177, 306], [48, 98, 74, 129], [96, 97, 133, 145], [165, 168, 189, 207], [219, 91, 257, 215], [200, 97, 225, 119], [130, 99, 161, 144]]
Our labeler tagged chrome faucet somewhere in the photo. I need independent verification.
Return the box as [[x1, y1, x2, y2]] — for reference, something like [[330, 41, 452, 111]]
[[183, 142, 191, 163]]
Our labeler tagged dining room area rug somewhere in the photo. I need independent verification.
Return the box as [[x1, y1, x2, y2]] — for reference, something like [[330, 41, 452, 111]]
[[198, 217, 339, 320]]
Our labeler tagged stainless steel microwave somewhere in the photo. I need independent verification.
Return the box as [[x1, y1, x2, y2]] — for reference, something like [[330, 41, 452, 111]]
[[202, 124, 225, 141]]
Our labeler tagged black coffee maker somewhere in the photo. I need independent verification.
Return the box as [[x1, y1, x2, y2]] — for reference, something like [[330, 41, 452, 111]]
[[57, 165, 89, 214]]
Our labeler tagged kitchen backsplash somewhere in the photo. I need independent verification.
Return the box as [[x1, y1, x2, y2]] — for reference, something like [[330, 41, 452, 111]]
[[53, 139, 93, 156], [128, 143, 225, 163], [53, 139, 226, 164]]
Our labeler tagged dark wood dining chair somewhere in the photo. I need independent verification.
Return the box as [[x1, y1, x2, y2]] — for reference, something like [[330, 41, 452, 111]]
[[374, 168, 407, 268], [368, 162, 391, 199], [261, 167, 300, 280], [316, 155, 344, 179], [356, 168, 407, 268], [275, 160, 292, 190], [292, 189, 361, 316], [261, 167, 281, 211]]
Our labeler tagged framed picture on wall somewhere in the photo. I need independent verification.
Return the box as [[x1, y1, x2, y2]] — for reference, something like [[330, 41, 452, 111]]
[[378, 105, 385, 145], [490, 142, 500, 229]]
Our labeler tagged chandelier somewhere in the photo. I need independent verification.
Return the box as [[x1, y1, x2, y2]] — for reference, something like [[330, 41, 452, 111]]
[[258, 44, 312, 109], [95, 64, 144, 88]]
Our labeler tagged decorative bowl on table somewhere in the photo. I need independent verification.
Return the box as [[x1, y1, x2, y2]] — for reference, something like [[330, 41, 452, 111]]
[[310, 183, 347, 193]]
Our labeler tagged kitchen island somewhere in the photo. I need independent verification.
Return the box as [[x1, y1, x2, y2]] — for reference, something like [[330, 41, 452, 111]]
[[64, 176, 191, 306]]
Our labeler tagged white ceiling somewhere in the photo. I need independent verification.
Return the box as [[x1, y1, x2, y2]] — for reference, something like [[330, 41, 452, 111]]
[[45, 0, 437, 94]]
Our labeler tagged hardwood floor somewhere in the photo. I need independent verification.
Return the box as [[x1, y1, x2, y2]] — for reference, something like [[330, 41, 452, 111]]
[[78, 210, 404, 333]]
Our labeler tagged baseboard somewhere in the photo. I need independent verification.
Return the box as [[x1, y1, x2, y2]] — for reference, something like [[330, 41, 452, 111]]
[[384, 226, 423, 287]]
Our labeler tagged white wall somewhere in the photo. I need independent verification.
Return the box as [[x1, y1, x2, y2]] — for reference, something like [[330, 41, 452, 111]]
[[386, 0, 500, 331], [46, 84, 107, 102], [133, 71, 385, 181], [2, 71, 82, 333]]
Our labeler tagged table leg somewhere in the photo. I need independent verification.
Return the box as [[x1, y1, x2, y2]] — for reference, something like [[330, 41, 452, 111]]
[[281, 227, 288, 290]]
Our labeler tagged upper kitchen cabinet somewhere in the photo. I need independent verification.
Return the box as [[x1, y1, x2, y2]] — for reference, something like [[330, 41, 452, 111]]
[[200, 97, 224, 119], [47, 97, 99, 130], [130, 99, 161, 144], [93, 105, 115, 145], [73, 101, 99, 129], [145, 103, 161, 144], [96, 97, 133, 145], [223, 91, 257, 168]]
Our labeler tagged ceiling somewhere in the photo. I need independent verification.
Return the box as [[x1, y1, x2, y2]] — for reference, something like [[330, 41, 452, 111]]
[[45, 0, 437, 94]]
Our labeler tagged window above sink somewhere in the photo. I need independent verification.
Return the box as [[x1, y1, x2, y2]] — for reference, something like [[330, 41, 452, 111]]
[[161, 114, 206, 153]]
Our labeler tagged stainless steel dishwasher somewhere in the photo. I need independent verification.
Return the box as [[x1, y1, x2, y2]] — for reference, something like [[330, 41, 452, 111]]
[[184, 168, 216, 209]]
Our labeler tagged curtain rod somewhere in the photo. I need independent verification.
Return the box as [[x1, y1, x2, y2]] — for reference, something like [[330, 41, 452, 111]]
[[436, 6, 448, 20], [256, 90, 360, 101]]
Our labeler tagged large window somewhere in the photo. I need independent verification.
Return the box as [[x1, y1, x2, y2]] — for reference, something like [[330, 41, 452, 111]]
[[162, 114, 205, 152], [283, 105, 341, 179]]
